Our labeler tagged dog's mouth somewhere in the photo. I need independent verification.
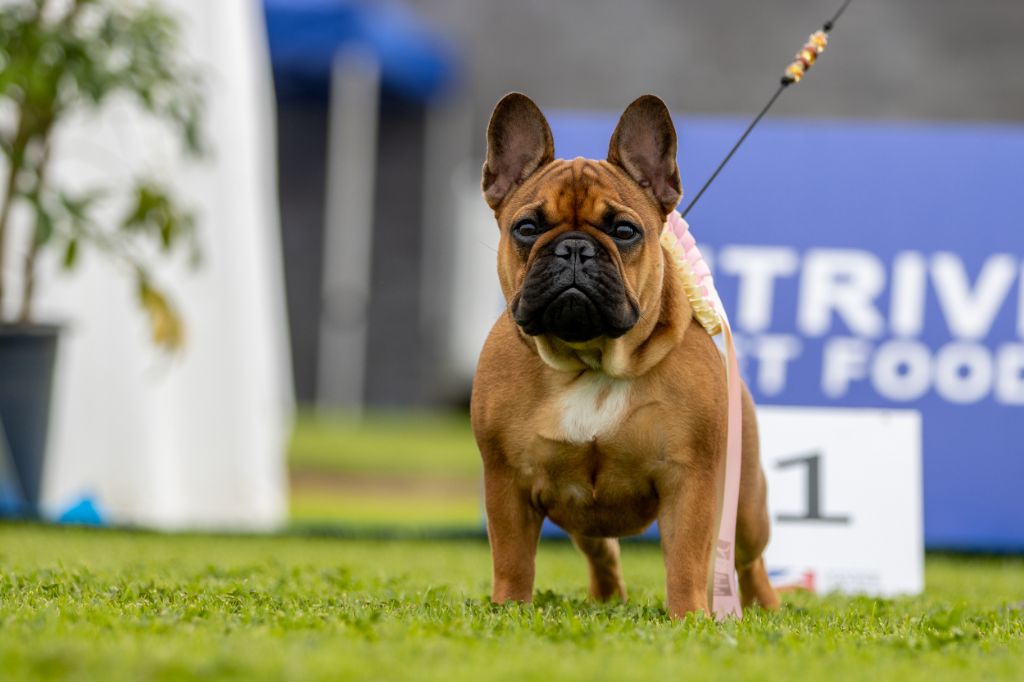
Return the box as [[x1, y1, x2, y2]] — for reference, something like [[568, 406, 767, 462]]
[[512, 234, 639, 342], [538, 287, 602, 342], [515, 285, 637, 342]]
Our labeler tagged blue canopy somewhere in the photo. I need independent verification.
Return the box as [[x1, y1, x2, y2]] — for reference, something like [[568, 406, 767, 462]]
[[263, 0, 458, 102]]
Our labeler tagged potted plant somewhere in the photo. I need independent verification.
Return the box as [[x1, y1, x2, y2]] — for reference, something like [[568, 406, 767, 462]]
[[0, 0, 202, 516]]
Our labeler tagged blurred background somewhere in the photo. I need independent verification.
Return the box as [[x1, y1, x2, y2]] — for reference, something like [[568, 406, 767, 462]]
[[1, 0, 1022, 558]]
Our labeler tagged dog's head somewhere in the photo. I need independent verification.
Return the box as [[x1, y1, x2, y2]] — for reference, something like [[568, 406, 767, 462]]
[[482, 93, 682, 368]]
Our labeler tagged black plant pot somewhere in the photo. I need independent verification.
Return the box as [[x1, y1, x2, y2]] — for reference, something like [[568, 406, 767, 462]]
[[0, 324, 59, 516]]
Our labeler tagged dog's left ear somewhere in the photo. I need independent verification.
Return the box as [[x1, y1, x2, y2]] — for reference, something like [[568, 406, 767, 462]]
[[607, 95, 682, 215]]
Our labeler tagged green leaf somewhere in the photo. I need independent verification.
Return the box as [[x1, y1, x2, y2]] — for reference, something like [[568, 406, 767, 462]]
[[59, 188, 105, 227], [29, 193, 53, 246], [33, 208, 52, 245], [63, 238, 77, 268]]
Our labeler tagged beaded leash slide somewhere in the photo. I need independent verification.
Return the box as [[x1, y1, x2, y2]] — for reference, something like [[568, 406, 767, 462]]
[[666, 0, 851, 619]]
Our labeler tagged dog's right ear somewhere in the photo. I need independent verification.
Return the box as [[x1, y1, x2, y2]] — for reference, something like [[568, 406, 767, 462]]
[[482, 93, 555, 210]]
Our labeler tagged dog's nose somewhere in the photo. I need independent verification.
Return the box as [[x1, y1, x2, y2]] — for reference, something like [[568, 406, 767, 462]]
[[554, 238, 597, 263]]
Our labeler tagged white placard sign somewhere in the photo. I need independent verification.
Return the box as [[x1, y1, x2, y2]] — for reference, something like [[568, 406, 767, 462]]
[[759, 406, 923, 596]]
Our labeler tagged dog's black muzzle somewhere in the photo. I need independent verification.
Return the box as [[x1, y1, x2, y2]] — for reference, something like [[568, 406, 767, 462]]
[[512, 231, 639, 342]]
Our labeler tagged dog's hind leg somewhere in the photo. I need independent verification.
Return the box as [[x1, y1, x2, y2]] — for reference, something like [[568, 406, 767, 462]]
[[734, 383, 781, 610], [737, 556, 778, 610], [570, 534, 627, 601]]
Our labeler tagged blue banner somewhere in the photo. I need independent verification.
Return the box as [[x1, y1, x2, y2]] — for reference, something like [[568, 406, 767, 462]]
[[547, 112, 1024, 551]]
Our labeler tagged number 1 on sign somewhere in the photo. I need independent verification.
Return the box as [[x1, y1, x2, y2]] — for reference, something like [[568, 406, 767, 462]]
[[775, 452, 851, 524]]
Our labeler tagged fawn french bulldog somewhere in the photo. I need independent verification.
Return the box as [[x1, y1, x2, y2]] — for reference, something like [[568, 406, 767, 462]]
[[470, 93, 779, 617]]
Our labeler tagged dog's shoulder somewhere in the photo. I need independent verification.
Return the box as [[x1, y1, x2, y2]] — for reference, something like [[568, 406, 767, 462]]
[[470, 315, 544, 433]]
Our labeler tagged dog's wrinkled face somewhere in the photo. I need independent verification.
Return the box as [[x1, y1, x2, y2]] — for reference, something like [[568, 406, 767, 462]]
[[483, 94, 682, 349], [506, 161, 649, 342]]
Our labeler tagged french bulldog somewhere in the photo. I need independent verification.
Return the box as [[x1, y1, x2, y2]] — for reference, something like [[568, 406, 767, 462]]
[[470, 93, 780, 617]]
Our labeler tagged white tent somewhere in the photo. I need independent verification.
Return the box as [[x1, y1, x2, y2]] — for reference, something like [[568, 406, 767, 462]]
[[3, 0, 293, 530]]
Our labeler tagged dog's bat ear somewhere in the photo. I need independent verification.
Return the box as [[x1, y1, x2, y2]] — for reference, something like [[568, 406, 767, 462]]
[[607, 95, 682, 215], [482, 93, 555, 210]]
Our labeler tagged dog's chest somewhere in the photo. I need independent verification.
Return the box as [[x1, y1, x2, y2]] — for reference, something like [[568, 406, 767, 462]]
[[510, 372, 663, 536], [556, 373, 632, 443]]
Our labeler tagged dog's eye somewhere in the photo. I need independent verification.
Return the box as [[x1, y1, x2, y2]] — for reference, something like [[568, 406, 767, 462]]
[[512, 220, 540, 242], [612, 222, 640, 242]]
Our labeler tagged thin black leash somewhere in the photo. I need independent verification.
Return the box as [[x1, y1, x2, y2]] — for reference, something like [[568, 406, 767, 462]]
[[680, 0, 853, 218]]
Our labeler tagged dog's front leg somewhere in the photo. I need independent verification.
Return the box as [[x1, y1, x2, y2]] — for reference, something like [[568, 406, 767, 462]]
[[657, 463, 718, 618], [483, 461, 543, 604]]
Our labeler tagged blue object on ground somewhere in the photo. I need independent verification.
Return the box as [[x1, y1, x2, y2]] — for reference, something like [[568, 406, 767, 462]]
[[57, 496, 106, 526]]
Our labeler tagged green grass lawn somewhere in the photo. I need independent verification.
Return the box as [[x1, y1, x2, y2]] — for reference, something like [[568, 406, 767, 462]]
[[289, 411, 480, 477], [287, 411, 483, 530], [289, 489, 482, 529], [2, 524, 1023, 681]]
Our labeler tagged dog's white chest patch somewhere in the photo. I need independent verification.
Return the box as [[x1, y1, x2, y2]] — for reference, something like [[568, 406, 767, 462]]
[[558, 373, 632, 443]]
